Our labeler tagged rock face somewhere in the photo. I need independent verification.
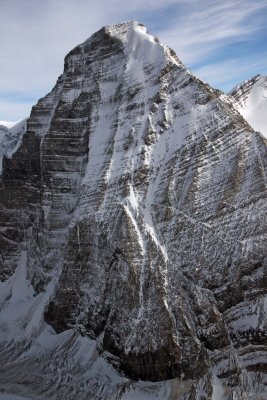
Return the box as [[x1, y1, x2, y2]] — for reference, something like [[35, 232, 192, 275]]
[[229, 74, 267, 138], [0, 21, 266, 399]]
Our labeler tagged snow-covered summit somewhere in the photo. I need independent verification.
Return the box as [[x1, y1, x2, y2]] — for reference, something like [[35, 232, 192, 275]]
[[65, 20, 183, 74], [229, 74, 267, 138]]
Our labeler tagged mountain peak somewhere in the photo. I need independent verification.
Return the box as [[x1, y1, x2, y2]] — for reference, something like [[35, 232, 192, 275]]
[[0, 120, 23, 129], [106, 20, 182, 64], [229, 74, 267, 138], [229, 74, 264, 96], [64, 20, 183, 74]]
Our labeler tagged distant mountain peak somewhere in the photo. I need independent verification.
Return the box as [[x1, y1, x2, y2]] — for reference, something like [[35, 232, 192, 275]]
[[229, 74, 267, 138], [0, 119, 24, 129], [0, 118, 27, 173]]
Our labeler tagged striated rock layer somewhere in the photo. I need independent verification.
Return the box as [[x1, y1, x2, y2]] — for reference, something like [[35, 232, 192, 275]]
[[0, 21, 266, 399]]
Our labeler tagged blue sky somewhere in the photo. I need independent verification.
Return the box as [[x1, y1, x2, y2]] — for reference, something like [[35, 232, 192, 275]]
[[1, 0, 267, 121]]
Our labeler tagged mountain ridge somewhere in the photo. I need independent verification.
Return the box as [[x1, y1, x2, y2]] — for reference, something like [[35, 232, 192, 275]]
[[0, 119, 27, 173], [229, 74, 267, 138]]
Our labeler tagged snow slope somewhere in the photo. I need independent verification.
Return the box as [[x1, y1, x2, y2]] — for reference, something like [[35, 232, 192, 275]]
[[229, 74, 267, 138]]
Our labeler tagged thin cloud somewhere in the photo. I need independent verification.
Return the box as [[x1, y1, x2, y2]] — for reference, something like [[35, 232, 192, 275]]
[[159, 0, 267, 64]]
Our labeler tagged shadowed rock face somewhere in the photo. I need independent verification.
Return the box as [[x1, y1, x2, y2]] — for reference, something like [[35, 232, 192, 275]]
[[0, 21, 266, 397]]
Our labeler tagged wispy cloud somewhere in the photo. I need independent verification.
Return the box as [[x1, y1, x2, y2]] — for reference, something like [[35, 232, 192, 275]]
[[159, 0, 267, 64], [0, 0, 266, 119]]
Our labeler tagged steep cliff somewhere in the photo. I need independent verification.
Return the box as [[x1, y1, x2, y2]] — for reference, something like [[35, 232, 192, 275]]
[[0, 21, 266, 400]]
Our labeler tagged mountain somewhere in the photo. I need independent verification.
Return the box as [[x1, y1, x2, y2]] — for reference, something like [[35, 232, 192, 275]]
[[0, 119, 27, 172], [0, 21, 266, 400], [0, 120, 24, 129], [229, 74, 267, 138]]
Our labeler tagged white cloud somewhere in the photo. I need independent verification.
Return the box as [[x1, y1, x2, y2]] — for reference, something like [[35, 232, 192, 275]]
[[0, 0, 266, 119]]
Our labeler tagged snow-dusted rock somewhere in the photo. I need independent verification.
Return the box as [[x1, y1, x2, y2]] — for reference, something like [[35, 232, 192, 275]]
[[0, 119, 27, 173], [0, 21, 266, 399], [229, 74, 267, 138]]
